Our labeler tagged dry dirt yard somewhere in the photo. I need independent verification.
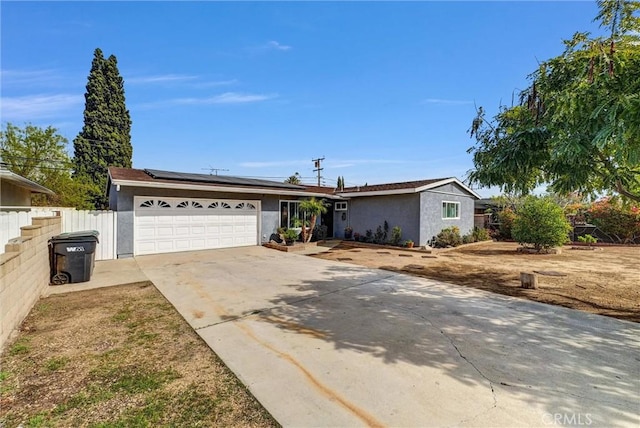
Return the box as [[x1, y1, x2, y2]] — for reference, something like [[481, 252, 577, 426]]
[[312, 241, 640, 323], [0, 282, 278, 428]]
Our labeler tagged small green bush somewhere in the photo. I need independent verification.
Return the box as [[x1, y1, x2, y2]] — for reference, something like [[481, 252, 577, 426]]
[[434, 226, 462, 248], [390, 226, 402, 245], [472, 227, 491, 242], [512, 196, 572, 251], [462, 234, 475, 244], [577, 234, 597, 244], [283, 229, 299, 241]]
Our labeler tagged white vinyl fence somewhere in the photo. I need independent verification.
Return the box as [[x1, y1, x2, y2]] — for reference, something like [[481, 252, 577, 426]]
[[0, 208, 117, 260]]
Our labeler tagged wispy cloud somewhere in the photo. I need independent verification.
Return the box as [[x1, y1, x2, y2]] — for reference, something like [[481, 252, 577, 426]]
[[239, 160, 307, 168], [329, 159, 409, 169], [1, 69, 63, 87], [247, 40, 293, 55], [1, 94, 83, 121], [136, 92, 277, 109], [176, 92, 276, 105], [195, 79, 239, 88], [126, 74, 199, 84], [421, 98, 474, 106], [266, 40, 292, 51]]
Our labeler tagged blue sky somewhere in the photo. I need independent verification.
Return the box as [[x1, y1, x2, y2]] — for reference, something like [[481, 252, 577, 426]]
[[1, 1, 602, 196]]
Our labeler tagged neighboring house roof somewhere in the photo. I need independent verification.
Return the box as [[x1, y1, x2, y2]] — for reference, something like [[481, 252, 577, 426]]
[[0, 164, 54, 195], [338, 177, 481, 199], [302, 185, 338, 195], [108, 167, 340, 198]]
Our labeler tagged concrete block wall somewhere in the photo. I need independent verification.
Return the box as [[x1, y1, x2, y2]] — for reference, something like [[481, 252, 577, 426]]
[[0, 216, 61, 351]]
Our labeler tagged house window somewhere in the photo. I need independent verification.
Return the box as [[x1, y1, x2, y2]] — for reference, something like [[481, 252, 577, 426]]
[[280, 201, 308, 229], [442, 201, 460, 219], [335, 201, 347, 211]]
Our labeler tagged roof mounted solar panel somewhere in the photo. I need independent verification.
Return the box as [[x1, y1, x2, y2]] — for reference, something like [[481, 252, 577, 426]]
[[144, 169, 304, 190]]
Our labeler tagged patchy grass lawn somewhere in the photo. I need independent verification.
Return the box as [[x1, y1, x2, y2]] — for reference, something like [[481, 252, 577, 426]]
[[312, 241, 640, 322], [0, 282, 279, 428]]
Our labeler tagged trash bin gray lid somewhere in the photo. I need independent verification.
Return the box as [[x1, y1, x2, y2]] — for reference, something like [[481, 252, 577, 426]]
[[52, 230, 100, 241]]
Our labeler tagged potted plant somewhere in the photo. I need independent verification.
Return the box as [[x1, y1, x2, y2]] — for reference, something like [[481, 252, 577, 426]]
[[344, 226, 353, 240], [283, 228, 299, 246], [404, 239, 414, 248]]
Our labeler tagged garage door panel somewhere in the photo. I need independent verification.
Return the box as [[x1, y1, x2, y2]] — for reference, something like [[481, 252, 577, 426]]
[[157, 226, 175, 237], [157, 240, 174, 252], [220, 224, 233, 233], [134, 197, 259, 255], [191, 226, 206, 234]]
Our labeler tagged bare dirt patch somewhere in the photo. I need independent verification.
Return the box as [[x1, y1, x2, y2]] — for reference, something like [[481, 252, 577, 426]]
[[0, 282, 278, 428], [312, 241, 640, 322]]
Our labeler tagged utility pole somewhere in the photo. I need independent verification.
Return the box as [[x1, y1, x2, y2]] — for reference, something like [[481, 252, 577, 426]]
[[312, 156, 325, 186]]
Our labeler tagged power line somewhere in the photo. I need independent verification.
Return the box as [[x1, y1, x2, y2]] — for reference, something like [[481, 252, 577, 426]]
[[4, 163, 72, 171], [1, 155, 69, 164]]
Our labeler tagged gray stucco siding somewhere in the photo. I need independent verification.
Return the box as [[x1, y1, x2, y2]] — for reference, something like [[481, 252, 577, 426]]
[[433, 182, 475, 197], [419, 190, 475, 245], [348, 194, 421, 243], [111, 185, 283, 258]]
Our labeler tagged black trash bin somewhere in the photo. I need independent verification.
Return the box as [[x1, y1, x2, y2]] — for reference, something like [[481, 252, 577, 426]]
[[48, 230, 100, 285]]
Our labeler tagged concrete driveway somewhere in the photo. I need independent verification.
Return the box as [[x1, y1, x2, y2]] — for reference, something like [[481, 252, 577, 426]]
[[136, 246, 639, 427]]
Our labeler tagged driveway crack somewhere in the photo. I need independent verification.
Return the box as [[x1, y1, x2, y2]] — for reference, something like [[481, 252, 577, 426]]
[[391, 303, 498, 424]]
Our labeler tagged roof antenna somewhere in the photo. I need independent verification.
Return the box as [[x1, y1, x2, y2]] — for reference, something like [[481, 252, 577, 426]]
[[201, 166, 229, 176]]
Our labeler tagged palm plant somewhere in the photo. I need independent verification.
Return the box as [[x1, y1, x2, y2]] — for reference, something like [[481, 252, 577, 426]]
[[298, 197, 329, 243]]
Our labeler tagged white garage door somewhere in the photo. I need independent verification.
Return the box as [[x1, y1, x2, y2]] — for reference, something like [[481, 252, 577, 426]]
[[134, 196, 259, 256]]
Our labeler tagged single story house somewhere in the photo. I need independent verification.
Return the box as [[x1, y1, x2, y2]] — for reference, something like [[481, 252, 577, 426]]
[[107, 167, 479, 258], [334, 178, 480, 245], [0, 163, 54, 209]]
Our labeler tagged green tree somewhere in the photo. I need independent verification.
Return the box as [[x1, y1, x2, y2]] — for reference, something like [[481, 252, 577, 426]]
[[468, 0, 640, 202], [298, 197, 329, 243], [512, 197, 572, 251], [285, 172, 302, 184], [0, 123, 91, 208], [74, 48, 132, 209]]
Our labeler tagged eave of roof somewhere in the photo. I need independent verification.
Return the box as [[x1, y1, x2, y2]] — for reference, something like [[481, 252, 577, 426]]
[[0, 168, 54, 195], [338, 177, 481, 199], [108, 167, 344, 198]]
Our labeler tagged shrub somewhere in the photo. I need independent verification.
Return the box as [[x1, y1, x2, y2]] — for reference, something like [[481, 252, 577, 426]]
[[390, 226, 402, 245], [497, 208, 516, 240], [365, 229, 373, 243], [282, 228, 299, 242], [577, 234, 597, 244], [472, 227, 491, 242], [512, 196, 572, 251], [434, 226, 462, 248], [373, 225, 385, 244], [586, 198, 640, 244], [462, 234, 475, 244]]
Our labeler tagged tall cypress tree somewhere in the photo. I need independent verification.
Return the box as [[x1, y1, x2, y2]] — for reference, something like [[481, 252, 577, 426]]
[[74, 48, 132, 209]]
